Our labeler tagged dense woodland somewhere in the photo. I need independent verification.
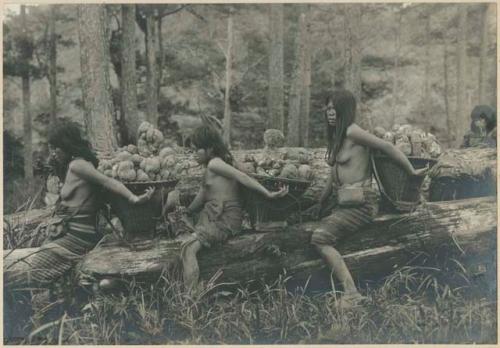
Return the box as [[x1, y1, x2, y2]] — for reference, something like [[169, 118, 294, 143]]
[[2, 4, 497, 344], [3, 3, 497, 187]]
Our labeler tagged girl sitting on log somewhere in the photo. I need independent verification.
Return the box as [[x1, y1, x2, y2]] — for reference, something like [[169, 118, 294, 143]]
[[312, 90, 427, 308], [5, 121, 155, 289], [180, 125, 288, 291]]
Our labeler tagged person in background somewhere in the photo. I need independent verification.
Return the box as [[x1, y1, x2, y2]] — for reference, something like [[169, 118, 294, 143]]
[[312, 90, 427, 308], [462, 105, 496, 148], [180, 125, 288, 291]]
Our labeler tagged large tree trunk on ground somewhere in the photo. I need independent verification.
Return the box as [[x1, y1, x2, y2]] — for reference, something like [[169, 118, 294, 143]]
[[5, 197, 496, 290], [267, 4, 284, 131], [21, 5, 33, 181], [5, 147, 496, 235], [429, 147, 496, 201], [121, 4, 140, 143], [455, 5, 468, 147], [78, 4, 118, 155]]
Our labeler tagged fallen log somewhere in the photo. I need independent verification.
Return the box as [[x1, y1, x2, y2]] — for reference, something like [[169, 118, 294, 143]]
[[5, 197, 496, 290], [429, 147, 497, 201]]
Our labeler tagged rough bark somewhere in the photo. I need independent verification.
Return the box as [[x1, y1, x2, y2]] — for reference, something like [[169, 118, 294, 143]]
[[121, 4, 140, 142], [455, 5, 468, 147], [48, 5, 57, 127], [223, 9, 234, 146], [443, 38, 453, 144], [21, 5, 33, 181], [423, 13, 431, 126], [392, 6, 402, 124], [287, 15, 304, 147], [78, 4, 118, 156], [267, 4, 285, 131], [4, 197, 496, 289], [299, 8, 312, 147], [145, 11, 159, 125], [478, 3, 489, 104], [343, 5, 363, 126]]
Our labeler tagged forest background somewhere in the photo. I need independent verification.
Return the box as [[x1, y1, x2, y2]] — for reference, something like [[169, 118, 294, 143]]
[[2, 3, 497, 214]]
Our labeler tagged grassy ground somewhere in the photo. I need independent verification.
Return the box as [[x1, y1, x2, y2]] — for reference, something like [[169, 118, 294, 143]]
[[4, 258, 496, 345]]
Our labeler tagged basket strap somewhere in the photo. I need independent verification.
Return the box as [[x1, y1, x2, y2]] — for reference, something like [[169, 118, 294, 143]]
[[370, 154, 400, 207]]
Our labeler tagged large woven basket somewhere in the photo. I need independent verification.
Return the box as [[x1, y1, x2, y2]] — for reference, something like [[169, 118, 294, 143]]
[[109, 180, 178, 240], [242, 174, 311, 225], [372, 156, 436, 212]]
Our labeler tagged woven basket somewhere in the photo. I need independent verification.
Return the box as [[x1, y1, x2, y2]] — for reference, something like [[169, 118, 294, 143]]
[[372, 156, 437, 212], [109, 180, 178, 240], [242, 174, 311, 224]]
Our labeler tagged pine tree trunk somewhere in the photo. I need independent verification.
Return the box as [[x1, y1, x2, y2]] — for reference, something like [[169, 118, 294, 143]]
[[145, 11, 158, 126], [48, 5, 57, 127], [455, 5, 468, 147], [287, 19, 303, 147], [478, 3, 489, 104], [77, 4, 118, 155], [21, 5, 33, 181], [343, 5, 363, 122], [157, 17, 164, 101], [423, 14, 431, 127], [299, 8, 311, 147], [267, 4, 285, 131], [392, 6, 402, 124], [223, 9, 234, 146], [121, 4, 140, 143], [443, 38, 453, 145]]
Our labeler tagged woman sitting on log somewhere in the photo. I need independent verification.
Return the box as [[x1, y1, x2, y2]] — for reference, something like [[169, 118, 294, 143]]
[[312, 90, 426, 308], [462, 105, 496, 148], [180, 125, 288, 290], [6, 121, 155, 289]]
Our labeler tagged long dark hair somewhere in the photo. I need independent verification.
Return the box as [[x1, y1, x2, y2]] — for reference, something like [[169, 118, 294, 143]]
[[191, 125, 234, 165], [470, 105, 496, 133], [325, 90, 357, 166], [48, 121, 99, 178]]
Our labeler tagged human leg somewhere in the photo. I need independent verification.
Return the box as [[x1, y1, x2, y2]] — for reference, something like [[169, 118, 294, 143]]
[[181, 239, 203, 291], [314, 243, 359, 295]]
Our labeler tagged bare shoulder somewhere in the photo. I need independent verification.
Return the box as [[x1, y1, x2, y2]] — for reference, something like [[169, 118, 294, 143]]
[[207, 157, 229, 170], [69, 158, 94, 173], [346, 123, 367, 138]]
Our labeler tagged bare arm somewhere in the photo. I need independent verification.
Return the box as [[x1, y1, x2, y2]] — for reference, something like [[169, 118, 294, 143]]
[[318, 166, 334, 205], [347, 124, 417, 175], [208, 158, 288, 199], [187, 186, 206, 214], [70, 160, 153, 204]]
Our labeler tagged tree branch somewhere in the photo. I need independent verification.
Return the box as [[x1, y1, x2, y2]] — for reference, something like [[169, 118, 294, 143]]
[[158, 4, 189, 18]]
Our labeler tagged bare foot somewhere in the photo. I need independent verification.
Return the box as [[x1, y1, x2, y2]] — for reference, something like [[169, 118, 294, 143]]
[[337, 292, 368, 309]]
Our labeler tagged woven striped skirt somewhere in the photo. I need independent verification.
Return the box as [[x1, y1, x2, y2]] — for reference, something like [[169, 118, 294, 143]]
[[26, 207, 100, 286], [311, 189, 378, 246]]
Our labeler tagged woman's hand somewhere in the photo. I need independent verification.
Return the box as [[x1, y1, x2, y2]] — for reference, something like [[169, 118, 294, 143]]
[[266, 185, 289, 199], [411, 164, 429, 176], [129, 187, 155, 204]]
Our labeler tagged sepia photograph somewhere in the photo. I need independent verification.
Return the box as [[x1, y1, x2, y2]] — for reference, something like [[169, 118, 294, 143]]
[[2, 2, 497, 344]]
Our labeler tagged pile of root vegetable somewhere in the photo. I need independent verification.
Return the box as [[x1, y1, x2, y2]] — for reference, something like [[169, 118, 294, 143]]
[[97, 122, 197, 182], [373, 124, 442, 158], [235, 130, 314, 181]]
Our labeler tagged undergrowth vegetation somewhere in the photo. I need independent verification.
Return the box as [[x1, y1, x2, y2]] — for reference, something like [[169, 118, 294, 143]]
[[4, 256, 496, 345]]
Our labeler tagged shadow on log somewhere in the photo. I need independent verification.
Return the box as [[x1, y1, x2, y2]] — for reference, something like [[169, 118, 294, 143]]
[[5, 197, 496, 291]]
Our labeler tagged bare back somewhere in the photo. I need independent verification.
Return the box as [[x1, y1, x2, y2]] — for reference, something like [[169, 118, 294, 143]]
[[60, 159, 100, 210], [202, 159, 241, 203]]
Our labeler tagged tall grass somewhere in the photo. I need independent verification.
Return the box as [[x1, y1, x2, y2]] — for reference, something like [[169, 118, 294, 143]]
[[5, 256, 496, 345]]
